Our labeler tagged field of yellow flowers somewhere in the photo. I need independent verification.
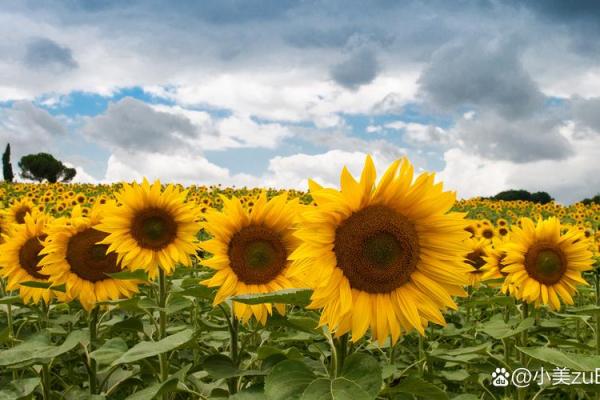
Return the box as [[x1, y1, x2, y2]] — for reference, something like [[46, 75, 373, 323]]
[[0, 156, 599, 400]]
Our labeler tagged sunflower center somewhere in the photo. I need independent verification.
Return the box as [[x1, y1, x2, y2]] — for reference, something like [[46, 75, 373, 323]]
[[334, 205, 420, 294], [363, 232, 402, 269], [131, 208, 178, 250], [482, 229, 494, 239], [525, 243, 567, 285], [19, 235, 49, 280], [15, 207, 31, 224], [66, 228, 122, 282], [228, 225, 287, 284], [466, 250, 486, 271]]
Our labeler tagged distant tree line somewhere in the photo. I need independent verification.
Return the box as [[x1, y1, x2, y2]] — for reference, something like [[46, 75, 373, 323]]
[[489, 189, 554, 204], [581, 194, 600, 205], [2, 143, 76, 183]]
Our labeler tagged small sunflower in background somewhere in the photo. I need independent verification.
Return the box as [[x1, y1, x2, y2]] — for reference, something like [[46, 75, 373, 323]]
[[201, 192, 306, 325], [0, 213, 55, 304], [502, 217, 593, 310], [39, 205, 140, 311], [3, 198, 36, 225], [96, 179, 201, 279], [481, 237, 519, 295], [464, 237, 492, 287], [291, 155, 471, 345]]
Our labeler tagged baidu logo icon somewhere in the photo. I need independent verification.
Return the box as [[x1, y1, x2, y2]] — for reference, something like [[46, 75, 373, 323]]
[[491, 368, 510, 387]]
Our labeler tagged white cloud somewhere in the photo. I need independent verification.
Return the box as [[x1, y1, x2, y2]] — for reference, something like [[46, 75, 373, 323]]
[[438, 122, 600, 203]]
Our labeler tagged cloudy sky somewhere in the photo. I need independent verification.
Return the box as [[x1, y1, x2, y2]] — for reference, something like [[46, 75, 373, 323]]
[[1, 0, 599, 203]]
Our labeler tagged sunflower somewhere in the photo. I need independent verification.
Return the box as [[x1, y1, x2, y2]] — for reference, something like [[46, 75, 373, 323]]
[[290, 156, 471, 344], [0, 213, 55, 304], [464, 237, 492, 287], [3, 198, 36, 225], [200, 192, 306, 325], [502, 217, 593, 310], [481, 237, 519, 295], [96, 179, 201, 279], [39, 206, 140, 311]]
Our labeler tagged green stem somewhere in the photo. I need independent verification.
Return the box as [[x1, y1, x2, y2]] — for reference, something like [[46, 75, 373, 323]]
[[157, 269, 169, 400], [89, 307, 99, 394], [335, 334, 349, 376], [417, 334, 425, 376], [42, 364, 51, 400], [219, 304, 239, 394], [324, 329, 339, 379]]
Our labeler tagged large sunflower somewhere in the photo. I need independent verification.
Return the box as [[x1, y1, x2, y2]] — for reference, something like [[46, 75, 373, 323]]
[[3, 198, 36, 225], [96, 179, 201, 279], [290, 156, 471, 344], [39, 206, 140, 311], [201, 192, 306, 325], [502, 217, 593, 310], [0, 213, 55, 304]]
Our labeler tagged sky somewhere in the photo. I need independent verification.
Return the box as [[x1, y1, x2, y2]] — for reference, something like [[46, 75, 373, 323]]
[[1, 0, 599, 204]]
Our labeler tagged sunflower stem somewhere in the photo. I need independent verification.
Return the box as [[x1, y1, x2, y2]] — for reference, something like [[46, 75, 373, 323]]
[[157, 269, 169, 399], [324, 328, 339, 379], [219, 304, 239, 394], [42, 364, 51, 400], [417, 334, 425, 376], [88, 306, 99, 394], [334, 334, 349, 376], [519, 302, 529, 366]]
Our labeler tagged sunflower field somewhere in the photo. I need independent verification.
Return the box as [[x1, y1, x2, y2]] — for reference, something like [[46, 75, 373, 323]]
[[0, 156, 599, 400]]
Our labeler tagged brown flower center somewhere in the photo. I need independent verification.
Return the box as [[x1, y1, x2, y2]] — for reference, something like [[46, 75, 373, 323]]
[[19, 235, 49, 280], [466, 249, 487, 271], [334, 205, 420, 293], [228, 225, 287, 284], [525, 243, 567, 285], [131, 208, 178, 250], [66, 228, 122, 282], [482, 229, 494, 239], [15, 206, 31, 224]]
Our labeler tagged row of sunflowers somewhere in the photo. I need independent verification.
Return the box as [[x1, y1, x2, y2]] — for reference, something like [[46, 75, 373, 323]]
[[0, 156, 599, 399]]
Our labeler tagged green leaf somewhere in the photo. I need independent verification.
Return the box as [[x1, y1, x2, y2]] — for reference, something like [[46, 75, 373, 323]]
[[91, 338, 128, 366], [0, 377, 40, 400], [229, 385, 265, 400], [202, 354, 265, 379], [387, 376, 448, 400], [105, 269, 149, 280], [125, 377, 179, 400], [230, 288, 313, 306], [0, 330, 87, 367], [516, 346, 600, 372], [112, 328, 196, 366], [301, 378, 371, 400], [340, 353, 382, 397], [264, 360, 317, 400], [19, 281, 52, 289], [0, 295, 21, 305], [167, 295, 193, 314], [481, 317, 534, 339]]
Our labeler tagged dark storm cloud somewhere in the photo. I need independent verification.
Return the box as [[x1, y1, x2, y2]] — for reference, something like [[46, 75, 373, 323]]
[[571, 96, 600, 135], [452, 111, 573, 163], [24, 38, 78, 70], [418, 38, 545, 119], [83, 97, 198, 153], [330, 47, 380, 89]]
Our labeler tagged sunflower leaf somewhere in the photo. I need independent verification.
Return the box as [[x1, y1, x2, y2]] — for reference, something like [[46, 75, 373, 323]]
[[230, 288, 313, 306], [516, 346, 600, 372], [105, 270, 149, 281], [0, 377, 40, 400], [111, 328, 196, 366]]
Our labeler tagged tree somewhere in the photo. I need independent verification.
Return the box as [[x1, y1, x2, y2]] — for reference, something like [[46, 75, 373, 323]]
[[2, 143, 14, 182], [18, 153, 77, 183], [581, 194, 600, 205], [491, 189, 553, 204]]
